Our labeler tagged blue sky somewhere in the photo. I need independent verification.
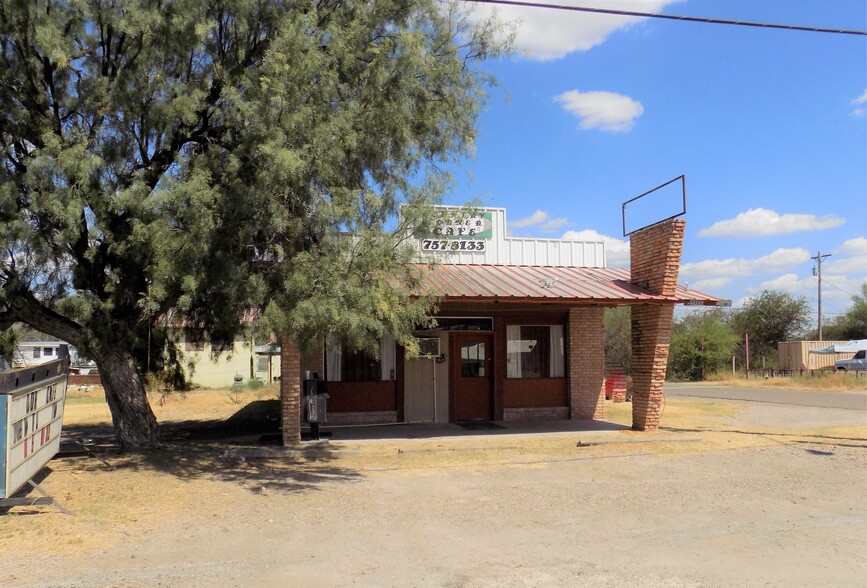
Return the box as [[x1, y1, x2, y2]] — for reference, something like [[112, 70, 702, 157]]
[[441, 0, 866, 321]]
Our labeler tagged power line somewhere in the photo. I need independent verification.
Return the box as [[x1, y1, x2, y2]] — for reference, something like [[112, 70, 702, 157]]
[[824, 280, 858, 299], [465, 1, 867, 36]]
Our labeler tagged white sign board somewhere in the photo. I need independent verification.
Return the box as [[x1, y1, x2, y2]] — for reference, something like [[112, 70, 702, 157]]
[[1, 360, 68, 498]]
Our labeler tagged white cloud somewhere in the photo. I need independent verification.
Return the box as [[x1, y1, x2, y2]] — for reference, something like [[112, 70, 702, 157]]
[[556, 90, 644, 132], [853, 89, 867, 116], [508, 210, 569, 234], [510, 210, 550, 228], [540, 217, 569, 232], [757, 273, 810, 294], [750, 273, 862, 305], [690, 277, 732, 291], [698, 208, 845, 238], [826, 255, 867, 275], [835, 237, 867, 256], [680, 247, 811, 279], [470, 0, 682, 61], [561, 229, 630, 267]]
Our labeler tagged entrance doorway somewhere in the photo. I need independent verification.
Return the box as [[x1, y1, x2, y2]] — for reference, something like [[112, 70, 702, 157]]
[[451, 333, 493, 421]]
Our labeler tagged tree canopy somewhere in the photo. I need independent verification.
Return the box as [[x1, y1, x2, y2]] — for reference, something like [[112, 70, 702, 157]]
[[668, 309, 738, 381], [814, 283, 867, 341], [0, 0, 510, 448], [730, 290, 811, 367]]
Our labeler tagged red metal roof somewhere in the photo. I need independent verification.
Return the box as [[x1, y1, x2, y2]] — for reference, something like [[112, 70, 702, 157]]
[[418, 264, 724, 306]]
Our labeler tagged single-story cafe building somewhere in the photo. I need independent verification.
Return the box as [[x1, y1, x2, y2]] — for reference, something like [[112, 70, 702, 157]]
[[278, 206, 722, 443]]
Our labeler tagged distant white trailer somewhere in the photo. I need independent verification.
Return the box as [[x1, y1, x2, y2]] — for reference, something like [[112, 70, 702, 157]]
[[1, 357, 69, 502]]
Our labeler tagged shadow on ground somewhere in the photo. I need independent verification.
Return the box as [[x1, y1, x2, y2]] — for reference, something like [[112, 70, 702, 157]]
[[58, 401, 362, 495], [56, 400, 631, 493]]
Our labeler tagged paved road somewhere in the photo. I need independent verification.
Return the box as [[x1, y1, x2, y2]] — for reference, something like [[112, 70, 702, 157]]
[[665, 383, 867, 411]]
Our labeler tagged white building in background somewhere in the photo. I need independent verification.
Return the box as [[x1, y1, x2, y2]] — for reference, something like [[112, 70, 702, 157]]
[[13, 341, 66, 367]]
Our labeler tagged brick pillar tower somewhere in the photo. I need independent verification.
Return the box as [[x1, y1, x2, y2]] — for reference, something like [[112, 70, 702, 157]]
[[629, 218, 685, 431], [568, 307, 606, 420], [280, 334, 302, 446]]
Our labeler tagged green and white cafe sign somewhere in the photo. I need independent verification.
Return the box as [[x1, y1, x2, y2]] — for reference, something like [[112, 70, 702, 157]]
[[421, 211, 493, 252]]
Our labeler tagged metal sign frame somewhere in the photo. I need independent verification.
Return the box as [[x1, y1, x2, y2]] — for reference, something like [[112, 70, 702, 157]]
[[622, 175, 687, 237]]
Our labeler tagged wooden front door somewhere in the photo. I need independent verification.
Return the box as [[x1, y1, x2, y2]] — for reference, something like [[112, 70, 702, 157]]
[[451, 333, 493, 421]]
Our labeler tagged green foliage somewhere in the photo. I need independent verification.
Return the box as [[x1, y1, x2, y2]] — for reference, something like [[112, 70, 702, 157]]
[[817, 283, 867, 340], [0, 326, 19, 364], [668, 309, 739, 381], [0, 0, 509, 369], [604, 306, 631, 373], [0, 1, 510, 445], [730, 290, 811, 367]]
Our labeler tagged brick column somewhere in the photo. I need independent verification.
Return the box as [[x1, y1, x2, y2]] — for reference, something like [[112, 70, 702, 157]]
[[280, 334, 302, 446], [629, 218, 685, 431], [630, 218, 685, 297], [568, 307, 606, 420], [630, 304, 674, 431]]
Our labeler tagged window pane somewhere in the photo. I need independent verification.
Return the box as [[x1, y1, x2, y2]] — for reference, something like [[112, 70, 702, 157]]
[[341, 348, 381, 382], [520, 326, 550, 378], [506, 325, 565, 379], [460, 341, 486, 377]]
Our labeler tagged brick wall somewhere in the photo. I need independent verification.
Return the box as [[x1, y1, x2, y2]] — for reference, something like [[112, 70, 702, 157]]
[[629, 218, 685, 431], [568, 307, 606, 420], [630, 304, 674, 430], [629, 218, 685, 297], [503, 407, 569, 421], [280, 334, 301, 446], [326, 411, 398, 426]]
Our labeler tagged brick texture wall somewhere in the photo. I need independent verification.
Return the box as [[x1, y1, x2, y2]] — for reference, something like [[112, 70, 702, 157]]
[[568, 307, 606, 420], [280, 334, 301, 446], [629, 218, 685, 431], [629, 219, 685, 297], [326, 411, 398, 426], [504, 407, 569, 422], [630, 304, 674, 430]]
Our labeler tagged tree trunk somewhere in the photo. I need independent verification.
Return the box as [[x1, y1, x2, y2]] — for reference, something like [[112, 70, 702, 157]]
[[2, 280, 159, 450], [89, 347, 160, 450]]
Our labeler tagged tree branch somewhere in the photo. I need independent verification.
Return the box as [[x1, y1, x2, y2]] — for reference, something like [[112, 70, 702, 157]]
[[0, 278, 83, 345]]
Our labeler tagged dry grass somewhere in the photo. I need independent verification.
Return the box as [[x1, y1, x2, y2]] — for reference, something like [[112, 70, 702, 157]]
[[2, 383, 864, 559], [703, 371, 866, 391]]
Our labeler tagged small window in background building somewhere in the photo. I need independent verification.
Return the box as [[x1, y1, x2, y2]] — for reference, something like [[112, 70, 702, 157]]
[[44, 347, 54, 357], [184, 329, 206, 351], [256, 355, 270, 372], [32, 347, 41, 359]]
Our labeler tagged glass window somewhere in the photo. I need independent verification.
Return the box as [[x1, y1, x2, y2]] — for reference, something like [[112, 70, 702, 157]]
[[460, 341, 486, 377], [256, 355, 270, 372], [340, 349, 381, 382], [325, 334, 395, 382], [32, 347, 41, 359], [184, 329, 205, 351], [44, 347, 54, 357], [507, 325, 565, 378]]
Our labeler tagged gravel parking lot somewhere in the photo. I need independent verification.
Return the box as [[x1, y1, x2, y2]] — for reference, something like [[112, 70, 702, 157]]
[[1, 390, 865, 588]]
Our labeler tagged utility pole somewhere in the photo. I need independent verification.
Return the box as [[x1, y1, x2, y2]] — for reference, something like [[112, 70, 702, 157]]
[[811, 251, 831, 340]]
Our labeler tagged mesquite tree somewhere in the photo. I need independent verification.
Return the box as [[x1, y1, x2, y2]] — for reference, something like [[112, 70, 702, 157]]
[[0, 0, 509, 449]]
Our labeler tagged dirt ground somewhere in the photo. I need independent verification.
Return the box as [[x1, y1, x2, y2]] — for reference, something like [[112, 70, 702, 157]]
[[1, 385, 865, 587]]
